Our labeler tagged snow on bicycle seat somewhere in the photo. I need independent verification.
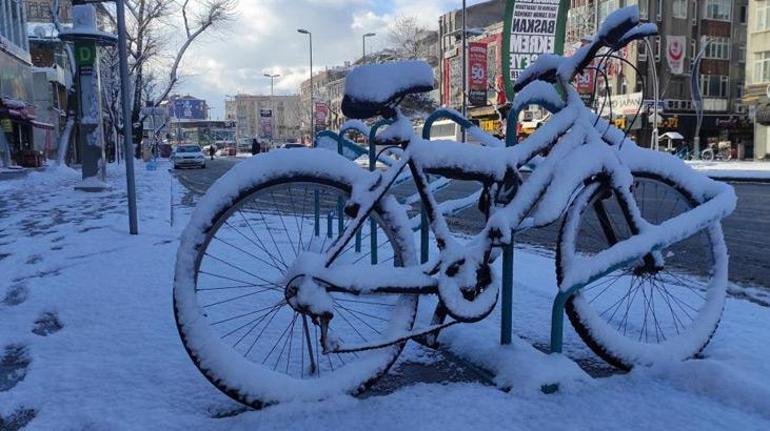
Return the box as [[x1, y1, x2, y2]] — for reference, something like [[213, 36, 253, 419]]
[[342, 60, 434, 119]]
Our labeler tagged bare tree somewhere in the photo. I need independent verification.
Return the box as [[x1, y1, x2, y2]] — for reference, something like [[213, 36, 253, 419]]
[[98, 0, 236, 153], [388, 15, 430, 60]]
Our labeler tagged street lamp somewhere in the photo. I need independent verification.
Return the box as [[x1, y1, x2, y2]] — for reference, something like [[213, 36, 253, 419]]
[[362, 32, 375, 63], [263, 73, 280, 146], [298, 29, 313, 143], [263, 73, 280, 97]]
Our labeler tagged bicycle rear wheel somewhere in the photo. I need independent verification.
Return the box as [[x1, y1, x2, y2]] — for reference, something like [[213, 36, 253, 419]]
[[174, 151, 418, 407], [557, 172, 727, 369]]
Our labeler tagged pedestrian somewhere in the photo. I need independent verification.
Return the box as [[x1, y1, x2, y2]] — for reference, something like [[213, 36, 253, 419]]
[[208, 145, 215, 160], [251, 138, 261, 156]]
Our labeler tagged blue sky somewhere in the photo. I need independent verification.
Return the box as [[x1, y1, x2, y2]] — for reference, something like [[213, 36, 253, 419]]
[[175, 0, 490, 118]]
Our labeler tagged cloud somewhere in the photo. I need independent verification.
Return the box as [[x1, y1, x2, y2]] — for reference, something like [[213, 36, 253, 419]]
[[173, 0, 490, 117]]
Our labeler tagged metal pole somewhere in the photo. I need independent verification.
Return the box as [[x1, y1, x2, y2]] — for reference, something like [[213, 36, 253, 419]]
[[116, 0, 138, 235], [309, 33, 314, 142], [362, 34, 366, 63], [461, 0, 467, 142]]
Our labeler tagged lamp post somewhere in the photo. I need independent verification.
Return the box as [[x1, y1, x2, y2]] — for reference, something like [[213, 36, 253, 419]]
[[297, 29, 313, 143], [264, 73, 280, 98], [362, 32, 375, 63], [263, 73, 280, 146]]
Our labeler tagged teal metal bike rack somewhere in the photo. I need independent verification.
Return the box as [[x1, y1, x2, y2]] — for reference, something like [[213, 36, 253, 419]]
[[366, 119, 395, 265]]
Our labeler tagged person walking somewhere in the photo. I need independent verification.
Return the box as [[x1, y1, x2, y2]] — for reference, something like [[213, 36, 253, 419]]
[[208, 145, 215, 160], [251, 138, 261, 156]]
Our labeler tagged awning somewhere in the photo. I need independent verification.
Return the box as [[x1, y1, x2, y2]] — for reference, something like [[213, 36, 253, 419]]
[[31, 120, 55, 130], [660, 132, 684, 140]]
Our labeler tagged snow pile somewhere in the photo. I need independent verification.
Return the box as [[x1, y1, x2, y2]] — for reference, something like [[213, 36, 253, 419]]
[[344, 61, 433, 104], [0, 159, 768, 429]]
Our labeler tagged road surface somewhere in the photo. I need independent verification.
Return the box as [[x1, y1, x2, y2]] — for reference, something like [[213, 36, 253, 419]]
[[174, 157, 769, 289]]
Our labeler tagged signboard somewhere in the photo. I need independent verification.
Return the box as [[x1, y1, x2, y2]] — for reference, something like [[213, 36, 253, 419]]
[[314, 102, 329, 133], [171, 98, 207, 120], [468, 42, 488, 106], [259, 109, 273, 140], [597, 92, 644, 117], [666, 36, 686, 75], [503, 0, 570, 97]]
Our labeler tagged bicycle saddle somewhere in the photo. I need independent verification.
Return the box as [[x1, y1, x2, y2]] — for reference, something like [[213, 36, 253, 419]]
[[342, 60, 434, 119]]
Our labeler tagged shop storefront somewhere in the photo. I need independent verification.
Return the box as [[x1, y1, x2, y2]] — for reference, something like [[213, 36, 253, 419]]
[[1, 38, 37, 167]]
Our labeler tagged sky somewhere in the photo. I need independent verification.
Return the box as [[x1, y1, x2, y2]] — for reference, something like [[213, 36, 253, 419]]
[[174, 0, 489, 119]]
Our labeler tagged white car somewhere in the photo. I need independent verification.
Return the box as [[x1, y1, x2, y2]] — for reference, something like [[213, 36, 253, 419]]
[[172, 145, 207, 169]]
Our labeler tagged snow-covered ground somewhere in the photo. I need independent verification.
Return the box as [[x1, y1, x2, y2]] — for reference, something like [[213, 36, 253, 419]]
[[1, 162, 769, 430], [687, 160, 770, 181]]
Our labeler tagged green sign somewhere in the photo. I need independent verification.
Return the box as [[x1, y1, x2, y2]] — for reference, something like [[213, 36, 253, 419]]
[[502, 0, 570, 98], [75, 41, 97, 67]]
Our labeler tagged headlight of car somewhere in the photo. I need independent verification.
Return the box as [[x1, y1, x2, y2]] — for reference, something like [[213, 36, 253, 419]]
[[196, 155, 204, 159]]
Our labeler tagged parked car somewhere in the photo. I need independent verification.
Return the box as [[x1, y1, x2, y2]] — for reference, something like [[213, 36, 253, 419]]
[[281, 143, 306, 149], [171, 144, 206, 169]]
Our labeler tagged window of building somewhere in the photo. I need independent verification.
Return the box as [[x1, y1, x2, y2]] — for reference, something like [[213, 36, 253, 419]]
[[639, 0, 648, 20], [673, 0, 687, 19], [599, 0, 620, 23], [703, 37, 730, 60], [691, 0, 697, 26], [703, 0, 731, 21], [738, 46, 746, 63], [754, 52, 770, 83], [654, 36, 661, 62], [739, 4, 747, 25], [758, 1, 770, 31], [700, 74, 729, 97], [656, 0, 663, 21]]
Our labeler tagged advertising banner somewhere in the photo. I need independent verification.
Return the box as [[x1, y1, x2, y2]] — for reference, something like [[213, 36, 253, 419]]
[[314, 102, 329, 133], [503, 0, 570, 97], [468, 42, 489, 106], [259, 109, 273, 140], [666, 36, 686, 75], [171, 98, 207, 120]]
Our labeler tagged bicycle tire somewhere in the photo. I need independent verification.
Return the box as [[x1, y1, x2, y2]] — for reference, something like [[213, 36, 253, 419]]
[[556, 171, 727, 370], [174, 150, 418, 408]]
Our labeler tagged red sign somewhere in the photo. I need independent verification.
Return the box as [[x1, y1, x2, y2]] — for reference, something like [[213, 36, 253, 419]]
[[314, 102, 329, 132], [468, 42, 488, 106]]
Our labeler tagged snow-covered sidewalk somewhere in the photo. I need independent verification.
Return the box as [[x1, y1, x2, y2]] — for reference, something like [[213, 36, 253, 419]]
[[1, 163, 769, 430], [687, 160, 770, 181]]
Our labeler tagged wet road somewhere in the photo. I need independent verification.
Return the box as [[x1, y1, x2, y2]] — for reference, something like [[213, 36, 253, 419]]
[[174, 157, 769, 289]]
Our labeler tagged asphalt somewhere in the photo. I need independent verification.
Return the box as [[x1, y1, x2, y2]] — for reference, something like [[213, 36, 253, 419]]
[[175, 157, 770, 289]]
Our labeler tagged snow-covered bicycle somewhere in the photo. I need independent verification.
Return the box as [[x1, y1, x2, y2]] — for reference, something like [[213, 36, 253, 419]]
[[173, 6, 735, 408]]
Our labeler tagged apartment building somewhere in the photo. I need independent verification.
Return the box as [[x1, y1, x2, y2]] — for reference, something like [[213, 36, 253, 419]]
[[744, 0, 770, 159]]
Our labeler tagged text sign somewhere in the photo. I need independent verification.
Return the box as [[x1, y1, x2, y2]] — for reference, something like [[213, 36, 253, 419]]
[[503, 0, 570, 98]]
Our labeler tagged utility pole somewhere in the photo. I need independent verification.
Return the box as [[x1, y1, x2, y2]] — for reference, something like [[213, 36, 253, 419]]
[[298, 29, 313, 143], [461, 0, 467, 142]]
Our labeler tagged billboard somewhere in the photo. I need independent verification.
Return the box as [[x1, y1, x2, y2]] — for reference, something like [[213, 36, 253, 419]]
[[259, 109, 273, 140], [468, 42, 488, 106], [171, 98, 207, 120], [502, 0, 570, 97]]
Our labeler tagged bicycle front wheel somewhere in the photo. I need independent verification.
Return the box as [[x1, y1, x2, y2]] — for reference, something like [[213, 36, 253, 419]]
[[174, 150, 418, 408], [557, 172, 727, 369]]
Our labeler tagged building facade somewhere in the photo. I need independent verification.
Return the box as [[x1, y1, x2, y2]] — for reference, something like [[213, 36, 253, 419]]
[[567, 0, 751, 156], [744, 0, 770, 159], [1, 0, 37, 167], [224, 94, 301, 147]]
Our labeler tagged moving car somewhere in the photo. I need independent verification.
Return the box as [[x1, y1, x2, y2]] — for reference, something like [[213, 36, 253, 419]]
[[172, 145, 206, 169]]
